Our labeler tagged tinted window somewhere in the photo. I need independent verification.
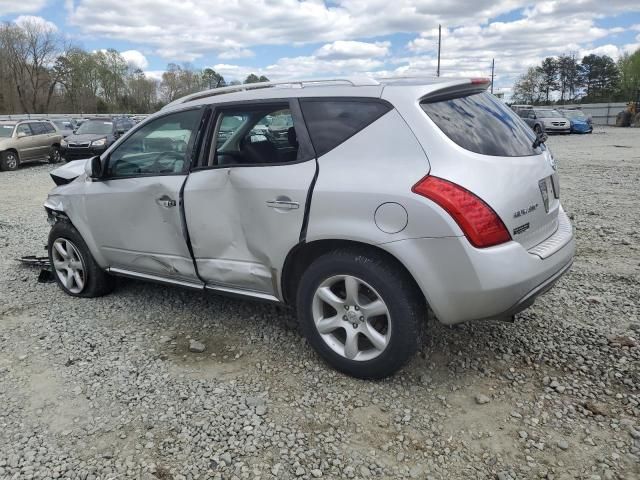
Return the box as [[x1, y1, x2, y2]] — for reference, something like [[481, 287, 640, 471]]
[[421, 92, 540, 157], [44, 122, 56, 133], [29, 122, 47, 135], [300, 99, 391, 157], [107, 109, 201, 178]]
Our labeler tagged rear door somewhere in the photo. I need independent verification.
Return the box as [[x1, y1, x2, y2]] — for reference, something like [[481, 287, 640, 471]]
[[183, 100, 316, 297]]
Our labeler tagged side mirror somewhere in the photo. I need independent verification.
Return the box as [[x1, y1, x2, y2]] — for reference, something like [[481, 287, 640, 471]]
[[85, 155, 103, 180]]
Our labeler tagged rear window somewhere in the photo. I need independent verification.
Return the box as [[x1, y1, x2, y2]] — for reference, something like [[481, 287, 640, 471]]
[[421, 92, 540, 157], [300, 99, 391, 157]]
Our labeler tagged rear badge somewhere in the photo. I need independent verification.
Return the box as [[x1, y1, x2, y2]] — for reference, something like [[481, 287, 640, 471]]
[[513, 203, 538, 219], [539, 179, 550, 213], [513, 223, 530, 235]]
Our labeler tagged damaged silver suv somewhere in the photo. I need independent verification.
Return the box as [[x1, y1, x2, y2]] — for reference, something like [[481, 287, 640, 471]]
[[45, 77, 575, 378]]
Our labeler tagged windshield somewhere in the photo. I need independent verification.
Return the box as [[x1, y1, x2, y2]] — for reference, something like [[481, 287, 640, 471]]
[[421, 92, 540, 157], [535, 109, 563, 118], [76, 120, 113, 135], [0, 125, 15, 138], [562, 110, 586, 120], [53, 120, 72, 129]]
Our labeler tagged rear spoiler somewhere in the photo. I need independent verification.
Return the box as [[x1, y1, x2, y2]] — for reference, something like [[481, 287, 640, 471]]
[[420, 78, 491, 104]]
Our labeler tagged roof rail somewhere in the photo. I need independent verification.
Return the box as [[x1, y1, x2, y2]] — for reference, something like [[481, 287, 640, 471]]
[[163, 76, 380, 109]]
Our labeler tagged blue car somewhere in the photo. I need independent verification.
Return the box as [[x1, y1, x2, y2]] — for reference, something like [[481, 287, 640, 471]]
[[559, 109, 593, 134]]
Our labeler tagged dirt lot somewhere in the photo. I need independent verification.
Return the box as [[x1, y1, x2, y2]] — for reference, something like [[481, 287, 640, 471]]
[[0, 127, 639, 480]]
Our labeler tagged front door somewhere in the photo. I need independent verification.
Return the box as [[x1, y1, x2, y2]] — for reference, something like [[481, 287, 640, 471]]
[[15, 123, 40, 161], [183, 101, 316, 297], [83, 108, 205, 282]]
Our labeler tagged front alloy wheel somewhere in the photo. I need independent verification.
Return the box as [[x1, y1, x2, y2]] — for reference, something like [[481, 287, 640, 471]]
[[312, 275, 391, 361], [49, 146, 61, 164], [51, 238, 86, 294]]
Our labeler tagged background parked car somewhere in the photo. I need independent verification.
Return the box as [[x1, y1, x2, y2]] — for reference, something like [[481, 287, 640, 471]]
[[520, 108, 570, 134], [61, 117, 134, 161], [48, 119, 75, 138], [0, 120, 62, 171], [558, 109, 593, 134]]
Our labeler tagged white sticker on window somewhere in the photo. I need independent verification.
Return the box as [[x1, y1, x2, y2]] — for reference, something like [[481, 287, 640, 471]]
[[2, 126, 12, 129]]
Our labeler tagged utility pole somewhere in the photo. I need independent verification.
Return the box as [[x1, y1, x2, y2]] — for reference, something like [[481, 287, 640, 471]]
[[491, 58, 495, 94], [436, 24, 441, 77]]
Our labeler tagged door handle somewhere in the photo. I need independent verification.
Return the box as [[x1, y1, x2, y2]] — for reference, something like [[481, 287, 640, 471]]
[[266, 199, 299, 210], [156, 196, 177, 208]]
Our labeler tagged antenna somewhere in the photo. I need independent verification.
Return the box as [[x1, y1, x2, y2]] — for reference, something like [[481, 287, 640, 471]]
[[436, 24, 441, 77], [491, 58, 495, 94]]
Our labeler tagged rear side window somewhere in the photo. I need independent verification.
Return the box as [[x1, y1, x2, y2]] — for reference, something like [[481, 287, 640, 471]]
[[300, 99, 391, 157], [421, 92, 539, 157]]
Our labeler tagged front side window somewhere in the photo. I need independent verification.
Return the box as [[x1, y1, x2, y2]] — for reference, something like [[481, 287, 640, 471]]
[[16, 124, 32, 137], [421, 92, 540, 157], [106, 109, 202, 178], [28, 123, 47, 135], [77, 120, 114, 135], [207, 105, 301, 167]]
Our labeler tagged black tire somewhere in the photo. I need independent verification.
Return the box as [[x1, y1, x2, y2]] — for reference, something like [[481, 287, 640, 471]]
[[48, 221, 114, 297], [0, 150, 19, 171], [48, 145, 62, 164], [296, 248, 425, 379]]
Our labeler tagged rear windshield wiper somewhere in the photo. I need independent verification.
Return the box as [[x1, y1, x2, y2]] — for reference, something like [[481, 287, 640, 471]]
[[532, 131, 548, 150]]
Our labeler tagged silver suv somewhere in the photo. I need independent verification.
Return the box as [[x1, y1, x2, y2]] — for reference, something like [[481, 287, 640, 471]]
[[1, 120, 62, 171], [44, 77, 575, 378]]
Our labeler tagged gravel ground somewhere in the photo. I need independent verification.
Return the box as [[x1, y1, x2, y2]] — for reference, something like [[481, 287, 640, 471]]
[[1, 127, 639, 480]]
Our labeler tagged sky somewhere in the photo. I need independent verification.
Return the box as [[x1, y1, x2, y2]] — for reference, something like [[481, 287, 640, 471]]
[[1, 0, 640, 94]]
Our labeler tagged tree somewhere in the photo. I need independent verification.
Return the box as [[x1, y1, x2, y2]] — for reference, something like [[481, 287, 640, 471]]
[[537, 57, 558, 103], [617, 49, 640, 101], [0, 18, 63, 113], [202, 68, 225, 89], [512, 67, 545, 104], [580, 54, 619, 101], [557, 54, 581, 102]]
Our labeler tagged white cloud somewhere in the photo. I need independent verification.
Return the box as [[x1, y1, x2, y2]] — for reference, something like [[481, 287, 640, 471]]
[[121, 49, 149, 69], [0, 0, 48, 16], [218, 48, 255, 60], [314, 41, 390, 60], [14, 15, 58, 32]]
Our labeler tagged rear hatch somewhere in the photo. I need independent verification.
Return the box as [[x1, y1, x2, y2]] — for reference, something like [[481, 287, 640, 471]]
[[417, 87, 560, 250]]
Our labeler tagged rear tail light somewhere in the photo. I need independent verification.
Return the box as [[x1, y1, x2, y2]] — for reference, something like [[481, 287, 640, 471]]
[[412, 176, 511, 248]]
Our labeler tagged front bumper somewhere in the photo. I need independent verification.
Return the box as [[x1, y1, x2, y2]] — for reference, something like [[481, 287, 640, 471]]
[[571, 123, 592, 134], [544, 126, 571, 134], [382, 208, 575, 325], [61, 145, 107, 161]]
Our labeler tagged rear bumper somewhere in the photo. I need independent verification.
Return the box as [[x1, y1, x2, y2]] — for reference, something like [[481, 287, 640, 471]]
[[382, 208, 575, 325]]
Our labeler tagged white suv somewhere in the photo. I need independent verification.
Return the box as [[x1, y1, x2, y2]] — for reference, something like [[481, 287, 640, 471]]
[[45, 77, 575, 378]]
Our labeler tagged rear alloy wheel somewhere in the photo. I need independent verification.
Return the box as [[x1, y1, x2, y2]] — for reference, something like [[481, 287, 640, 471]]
[[312, 275, 391, 361], [48, 146, 62, 164], [0, 151, 19, 171], [297, 249, 425, 379]]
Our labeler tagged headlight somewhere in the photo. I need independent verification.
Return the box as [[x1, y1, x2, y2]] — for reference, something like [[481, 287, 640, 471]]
[[91, 138, 106, 147], [61, 139, 67, 147]]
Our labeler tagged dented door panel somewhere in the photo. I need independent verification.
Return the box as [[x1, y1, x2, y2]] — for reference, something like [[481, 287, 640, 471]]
[[83, 175, 198, 282], [184, 161, 316, 296]]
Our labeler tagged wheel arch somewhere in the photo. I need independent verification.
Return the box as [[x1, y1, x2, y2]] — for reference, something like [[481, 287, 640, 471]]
[[280, 238, 427, 308], [2, 148, 20, 160]]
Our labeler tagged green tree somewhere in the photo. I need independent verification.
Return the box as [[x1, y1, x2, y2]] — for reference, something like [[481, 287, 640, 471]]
[[557, 54, 581, 102], [244, 73, 261, 84], [617, 49, 640, 101], [512, 67, 545, 105], [579, 54, 619, 101], [537, 57, 558, 103], [202, 68, 225, 89]]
